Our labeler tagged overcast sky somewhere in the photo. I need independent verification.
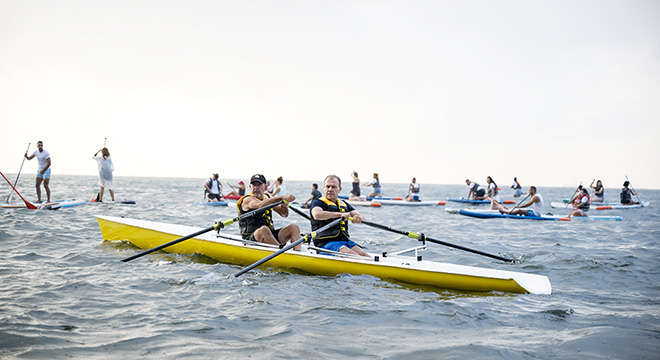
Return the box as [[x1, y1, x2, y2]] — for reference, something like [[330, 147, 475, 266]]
[[1, 0, 659, 190]]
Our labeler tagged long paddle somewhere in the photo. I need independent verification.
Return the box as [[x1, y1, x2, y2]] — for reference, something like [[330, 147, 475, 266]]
[[6, 143, 31, 203], [121, 200, 287, 262], [625, 175, 643, 205], [360, 220, 514, 262], [233, 218, 343, 277], [0, 170, 38, 209]]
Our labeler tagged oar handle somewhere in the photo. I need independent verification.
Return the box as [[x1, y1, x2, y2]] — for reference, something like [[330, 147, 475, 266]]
[[233, 218, 343, 277]]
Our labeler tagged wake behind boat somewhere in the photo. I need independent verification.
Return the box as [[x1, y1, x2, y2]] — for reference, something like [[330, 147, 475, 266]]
[[98, 215, 552, 295]]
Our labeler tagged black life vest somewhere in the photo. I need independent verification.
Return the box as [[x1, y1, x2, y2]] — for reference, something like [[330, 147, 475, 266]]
[[236, 193, 274, 238], [620, 188, 632, 203], [205, 178, 221, 195], [310, 197, 351, 246]]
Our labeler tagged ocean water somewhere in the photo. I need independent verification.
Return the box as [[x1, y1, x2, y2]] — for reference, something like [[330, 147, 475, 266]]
[[1, 175, 658, 359]]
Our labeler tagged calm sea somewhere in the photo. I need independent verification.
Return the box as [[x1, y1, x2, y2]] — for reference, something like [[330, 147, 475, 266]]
[[1, 175, 658, 359]]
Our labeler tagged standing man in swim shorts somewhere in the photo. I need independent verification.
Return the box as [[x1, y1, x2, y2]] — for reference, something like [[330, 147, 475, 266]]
[[25, 140, 51, 203]]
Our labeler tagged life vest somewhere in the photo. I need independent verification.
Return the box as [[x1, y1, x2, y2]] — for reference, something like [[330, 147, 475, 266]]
[[515, 181, 521, 189], [236, 193, 274, 237], [620, 188, 632, 203], [489, 182, 498, 196], [205, 178, 221, 195], [577, 193, 590, 210], [310, 197, 350, 244]]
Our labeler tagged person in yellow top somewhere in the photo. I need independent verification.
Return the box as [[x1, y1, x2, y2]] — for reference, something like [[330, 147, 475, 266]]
[[236, 174, 301, 250]]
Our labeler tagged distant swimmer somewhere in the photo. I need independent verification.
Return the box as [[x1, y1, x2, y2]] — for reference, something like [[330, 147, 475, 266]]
[[204, 173, 224, 202], [93, 147, 115, 202], [620, 181, 638, 205], [570, 187, 590, 217], [498, 186, 544, 216], [407, 177, 420, 202], [24, 140, 51, 203], [363, 173, 382, 198], [466, 179, 486, 200], [486, 176, 499, 210], [511, 177, 523, 197], [590, 179, 604, 203]]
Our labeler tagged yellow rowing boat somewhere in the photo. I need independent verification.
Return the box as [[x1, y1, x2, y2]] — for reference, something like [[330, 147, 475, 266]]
[[97, 215, 552, 295]]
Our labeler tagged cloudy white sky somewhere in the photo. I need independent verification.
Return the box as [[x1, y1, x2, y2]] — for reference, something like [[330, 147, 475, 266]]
[[1, 0, 659, 189]]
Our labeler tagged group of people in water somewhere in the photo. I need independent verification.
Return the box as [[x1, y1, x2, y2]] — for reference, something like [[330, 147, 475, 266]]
[[464, 176, 641, 218]]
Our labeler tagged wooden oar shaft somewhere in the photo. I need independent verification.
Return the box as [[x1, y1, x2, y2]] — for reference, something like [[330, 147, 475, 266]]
[[121, 200, 286, 262], [361, 220, 514, 263], [234, 218, 343, 277]]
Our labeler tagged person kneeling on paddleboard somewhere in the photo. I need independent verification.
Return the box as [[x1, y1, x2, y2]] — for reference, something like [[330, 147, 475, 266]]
[[570, 187, 590, 217], [310, 175, 369, 257], [620, 181, 637, 205], [466, 179, 486, 200]]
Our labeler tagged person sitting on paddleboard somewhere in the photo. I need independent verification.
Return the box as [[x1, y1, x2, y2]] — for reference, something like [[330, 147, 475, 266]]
[[590, 179, 604, 203], [407, 177, 421, 202], [225, 180, 246, 197], [237, 174, 301, 250], [497, 186, 544, 217], [466, 179, 486, 200], [362, 173, 382, 198], [486, 176, 500, 210], [620, 181, 637, 205], [310, 175, 369, 257], [302, 183, 322, 209], [271, 176, 287, 197], [570, 187, 590, 217], [511, 177, 523, 197], [204, 173, 224, 202], [567, 185, 584, 204]]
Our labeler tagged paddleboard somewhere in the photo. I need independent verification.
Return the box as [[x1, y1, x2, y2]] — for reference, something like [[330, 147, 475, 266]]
[[552, 201, 649, 210], [448, 197, 515, 204], [459, 209, 622, 221], [187, 201, 237, 207], [339, 195, 404, 201]]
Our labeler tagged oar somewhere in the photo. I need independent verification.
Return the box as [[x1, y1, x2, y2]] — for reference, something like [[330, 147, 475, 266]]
[[121, 200, 287, 262], [6, 143, 31, 203], [233, 218, 343, 277], [625, 175, 643, 205], [360, 220, 514, 262], [0, 170, 38, 209]]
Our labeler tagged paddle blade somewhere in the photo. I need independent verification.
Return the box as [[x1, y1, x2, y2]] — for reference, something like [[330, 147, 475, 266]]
[[558, 218, 571, 221]]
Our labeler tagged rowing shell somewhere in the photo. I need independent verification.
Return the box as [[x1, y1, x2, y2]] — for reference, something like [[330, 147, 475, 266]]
[[448, 198, 515, 205], [98, 215, 552, 295], [550, 201, 649, 210], [458, 209, 622, 221]]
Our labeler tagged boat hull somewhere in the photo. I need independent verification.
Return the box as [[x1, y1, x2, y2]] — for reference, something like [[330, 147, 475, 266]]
[[97, 215, 551, 295]]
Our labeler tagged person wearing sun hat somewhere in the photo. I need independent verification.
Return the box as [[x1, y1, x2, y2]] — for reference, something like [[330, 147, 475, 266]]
[[236, 174, 301, 250]]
